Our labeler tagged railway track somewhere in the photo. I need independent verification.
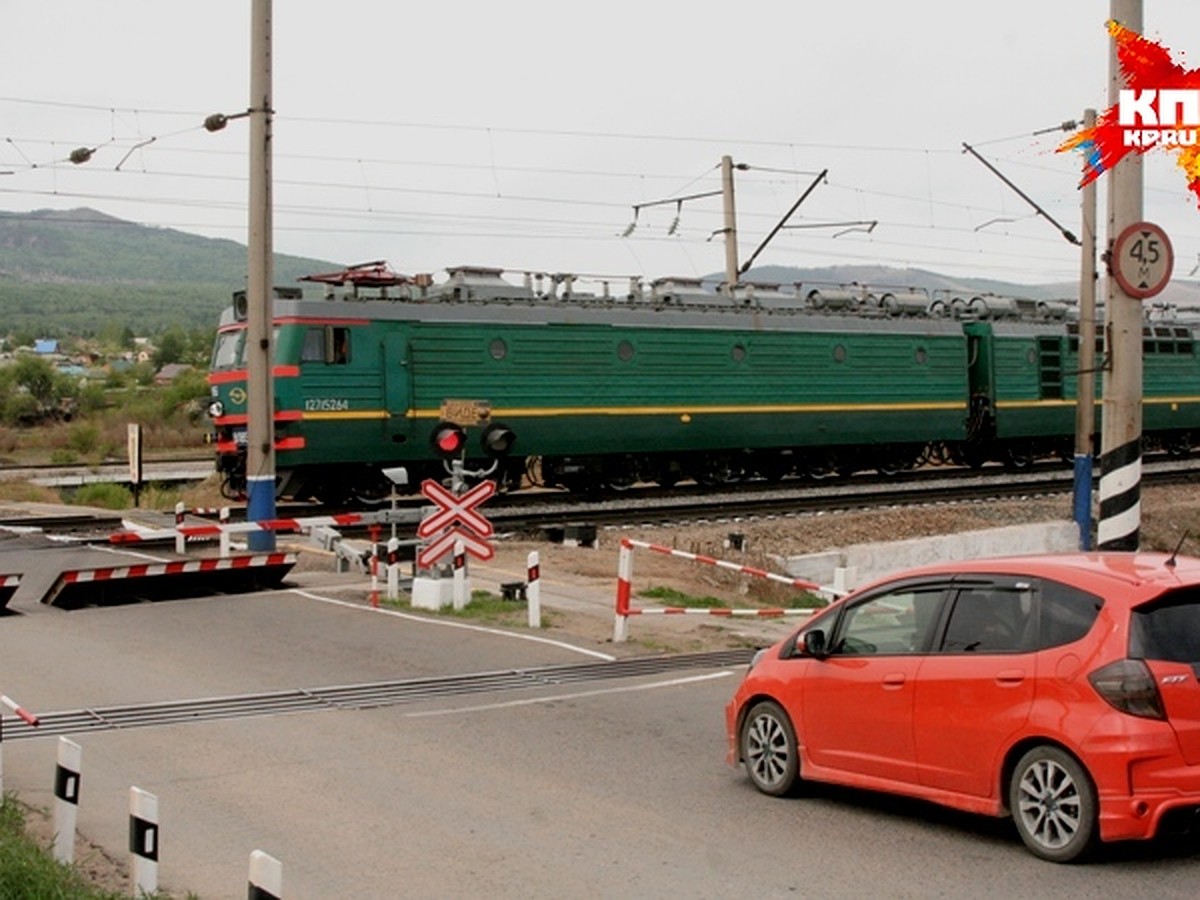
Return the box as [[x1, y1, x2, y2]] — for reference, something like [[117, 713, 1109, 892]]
[[483, 457, 1200, 534], [1, 649, 751, 741]]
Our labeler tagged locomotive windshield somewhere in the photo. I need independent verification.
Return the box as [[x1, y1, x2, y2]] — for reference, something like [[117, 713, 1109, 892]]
[[211, 328, 246, 371]]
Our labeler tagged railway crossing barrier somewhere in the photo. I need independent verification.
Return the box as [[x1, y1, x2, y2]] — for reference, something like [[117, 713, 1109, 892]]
[[613, 537, 838, 643], [0, 573, 20, 610], [0, 694, 39, 795]]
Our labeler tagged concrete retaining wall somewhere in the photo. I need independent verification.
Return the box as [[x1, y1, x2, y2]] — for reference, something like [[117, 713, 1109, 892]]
[[781, 521, 1081, 593]]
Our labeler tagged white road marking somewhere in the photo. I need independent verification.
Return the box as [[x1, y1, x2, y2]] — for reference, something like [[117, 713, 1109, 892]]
[[288, 588, 617, 661], [404, 670, 734, 718]]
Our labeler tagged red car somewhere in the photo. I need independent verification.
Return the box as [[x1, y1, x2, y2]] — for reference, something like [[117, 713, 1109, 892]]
[[725, 552, 1200, 862]]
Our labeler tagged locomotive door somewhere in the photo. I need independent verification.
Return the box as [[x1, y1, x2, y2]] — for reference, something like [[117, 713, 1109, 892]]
[[382, 331, 414, 444], [963, 322, 995, 445]]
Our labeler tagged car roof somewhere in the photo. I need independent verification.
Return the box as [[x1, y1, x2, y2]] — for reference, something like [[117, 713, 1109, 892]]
[[851, 552, 1200, 607]]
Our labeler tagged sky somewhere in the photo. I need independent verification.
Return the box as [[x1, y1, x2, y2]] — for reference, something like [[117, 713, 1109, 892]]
[[3, 1, 1200, 290]]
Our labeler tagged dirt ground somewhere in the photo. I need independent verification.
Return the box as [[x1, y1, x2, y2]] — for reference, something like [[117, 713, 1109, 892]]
[[470, 483, 1200, 654]]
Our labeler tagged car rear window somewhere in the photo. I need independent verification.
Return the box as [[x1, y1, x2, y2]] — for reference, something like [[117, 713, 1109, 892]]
[[1131, 589, 1200, 663]]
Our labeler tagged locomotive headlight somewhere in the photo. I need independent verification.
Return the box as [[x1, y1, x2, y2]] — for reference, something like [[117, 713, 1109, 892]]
[[207, 399, 225, 419]]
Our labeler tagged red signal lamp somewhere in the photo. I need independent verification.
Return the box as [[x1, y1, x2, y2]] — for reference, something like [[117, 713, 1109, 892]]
[[430, 422, 467, 459]]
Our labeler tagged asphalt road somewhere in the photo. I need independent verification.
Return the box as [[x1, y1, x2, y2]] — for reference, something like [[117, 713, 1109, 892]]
[[1, 575, 1199, 897]]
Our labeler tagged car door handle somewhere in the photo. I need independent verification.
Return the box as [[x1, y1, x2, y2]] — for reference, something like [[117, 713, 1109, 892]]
[[882, 673, 907, 689], [995, 669, 1026, 686]]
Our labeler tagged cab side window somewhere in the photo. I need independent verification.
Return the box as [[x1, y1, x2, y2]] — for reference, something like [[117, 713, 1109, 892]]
[[300, 327, 325, 363], [832, 587, 946, 656], [300, 326, 351, 365], [940, 586, 1036, 654]]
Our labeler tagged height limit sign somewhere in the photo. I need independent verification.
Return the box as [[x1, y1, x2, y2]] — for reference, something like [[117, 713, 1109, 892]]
[[1111, 221, 1173, 300]]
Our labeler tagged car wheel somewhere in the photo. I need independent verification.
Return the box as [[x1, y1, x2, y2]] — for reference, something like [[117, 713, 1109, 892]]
[[1009, 746, 1098, 862], [740, 700, 801, 797]]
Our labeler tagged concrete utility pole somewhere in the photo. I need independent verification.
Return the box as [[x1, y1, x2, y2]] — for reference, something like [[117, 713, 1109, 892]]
[[721, 155, 739, 293], [1073, 108, 1099, 550], [1098, 0, 1144, 551], [245, 0, 276, 551]]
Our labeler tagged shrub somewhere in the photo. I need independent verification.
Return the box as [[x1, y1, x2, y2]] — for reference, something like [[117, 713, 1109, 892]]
[[72, 483, 132, 510]]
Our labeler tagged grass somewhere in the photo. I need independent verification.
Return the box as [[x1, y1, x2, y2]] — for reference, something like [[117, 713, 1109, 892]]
[[0, 794, 126, 899], [387, 589, 559, 629], [639, 585, 728, 609]]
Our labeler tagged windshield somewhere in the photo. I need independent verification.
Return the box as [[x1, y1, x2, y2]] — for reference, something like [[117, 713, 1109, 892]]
[[211, 329, 246, 371]]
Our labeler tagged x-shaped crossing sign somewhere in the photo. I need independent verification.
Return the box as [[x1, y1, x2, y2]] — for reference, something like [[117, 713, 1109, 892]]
[[417, 479, 496, 539], [416, 527, 495, 568]]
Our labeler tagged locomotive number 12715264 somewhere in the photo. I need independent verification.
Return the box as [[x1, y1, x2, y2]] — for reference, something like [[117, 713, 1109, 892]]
[[304, 398, 350, 412]]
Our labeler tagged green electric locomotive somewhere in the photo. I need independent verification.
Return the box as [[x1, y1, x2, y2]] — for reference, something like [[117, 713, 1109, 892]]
[[205, 263, 1200, 501]]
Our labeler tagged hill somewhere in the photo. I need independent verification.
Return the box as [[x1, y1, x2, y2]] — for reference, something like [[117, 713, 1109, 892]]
[[0, 208, 338, 338]]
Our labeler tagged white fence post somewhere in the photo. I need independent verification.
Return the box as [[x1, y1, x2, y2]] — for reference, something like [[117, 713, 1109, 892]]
[[527, 551, 541, 629], [452, 540, 467, 610], [129, 786, 159, 895], [613, 538, 633, 643], [53, 737, 82, 863], [219, 506, 232, 558], [386, 537, 400, 601], [249, 849, 283, 899], [174, 502, 186, 555]]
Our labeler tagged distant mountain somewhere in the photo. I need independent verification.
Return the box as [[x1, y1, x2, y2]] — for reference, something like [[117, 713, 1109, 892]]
[[738, 263, 1200, 308], [0, 208, 340, 338], [0, 207, 335, 285]]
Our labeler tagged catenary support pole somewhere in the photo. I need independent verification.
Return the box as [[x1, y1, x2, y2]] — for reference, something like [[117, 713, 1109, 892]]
[[721, 155, 739, 293], [245, 0, 277, 552], [1073, 108, 1099, 550], [1098, 0, 1144, 550]]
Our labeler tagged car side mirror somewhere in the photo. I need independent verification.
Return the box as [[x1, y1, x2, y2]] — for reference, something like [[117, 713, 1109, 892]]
[[800, 629, 828, 659]]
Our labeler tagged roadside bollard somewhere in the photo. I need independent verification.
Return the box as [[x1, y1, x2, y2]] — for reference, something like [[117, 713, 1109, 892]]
[[129, 787, 159, 895], [174, 502, 186, 555], [452, 540, 467, 610], [368, 524, 381, 608], [53, 737, 82, 863], [219, 506, 232, 558], [386, 537, 400, 601], [249, 849, 283, 899], [527, 551, 541, 629]]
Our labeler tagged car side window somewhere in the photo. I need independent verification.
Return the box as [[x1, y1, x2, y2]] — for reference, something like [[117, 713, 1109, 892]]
[[940, 585, 1036, 654], [1038, 580, 1103, 650], [831, 587, 945, 656]]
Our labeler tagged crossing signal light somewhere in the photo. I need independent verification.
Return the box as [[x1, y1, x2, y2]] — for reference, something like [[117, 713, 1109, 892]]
[[430, 422, 467, 459], [481, 423, 516, 457]]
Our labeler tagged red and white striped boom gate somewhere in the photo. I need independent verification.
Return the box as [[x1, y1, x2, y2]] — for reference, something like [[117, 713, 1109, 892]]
[[109, 512, 386, 547], [613, 537, 833, 643]]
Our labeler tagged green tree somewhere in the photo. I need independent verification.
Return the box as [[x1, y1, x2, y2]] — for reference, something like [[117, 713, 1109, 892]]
[[152, 327, 188, 369]]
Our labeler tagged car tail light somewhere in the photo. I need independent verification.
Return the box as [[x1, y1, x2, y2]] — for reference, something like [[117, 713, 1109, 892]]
[[1088, 659, 1166, 720]]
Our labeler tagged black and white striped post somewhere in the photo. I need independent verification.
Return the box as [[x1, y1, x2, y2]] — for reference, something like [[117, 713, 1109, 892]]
[[248, 849, 282, 899], [53, 737, 82, 863], [129, 786, 159, 895]]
